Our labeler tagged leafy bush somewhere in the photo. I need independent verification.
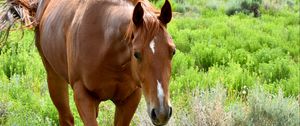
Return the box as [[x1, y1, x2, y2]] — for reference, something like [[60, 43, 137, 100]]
[[171, 50, 195, 77], [0, 75, 58, 125], [191, 43, 229, 71], [280, 70, 300, 96], [0, 31, 43, 79], [223, 62, 255, 98], [170, 68, 202, 93], [254, 48, 286, 64], [232, 48, 252, 66], [172, 29, 195, 53], [258, 58, 292, 83], [153, 0, 199, 13]]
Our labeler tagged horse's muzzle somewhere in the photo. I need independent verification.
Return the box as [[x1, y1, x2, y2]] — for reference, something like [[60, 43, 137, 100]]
[[150, 106, 172, 126]]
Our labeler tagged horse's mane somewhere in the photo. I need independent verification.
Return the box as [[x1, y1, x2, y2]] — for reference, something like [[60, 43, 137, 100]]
[[125, 0, 163, 43], [0, 0, 39, 46], [0, 0, 39, 29]]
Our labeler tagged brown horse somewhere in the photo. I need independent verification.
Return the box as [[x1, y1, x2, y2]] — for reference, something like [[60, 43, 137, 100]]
[[0, 0, 175, 125], [29, 0, 175, 125]]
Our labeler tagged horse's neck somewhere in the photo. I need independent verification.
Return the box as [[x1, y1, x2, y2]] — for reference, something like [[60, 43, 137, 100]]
[[35, 0, 52, 22]]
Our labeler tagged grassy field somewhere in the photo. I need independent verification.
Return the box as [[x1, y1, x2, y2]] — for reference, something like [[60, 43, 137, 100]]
[[0, 0, 299, 125]]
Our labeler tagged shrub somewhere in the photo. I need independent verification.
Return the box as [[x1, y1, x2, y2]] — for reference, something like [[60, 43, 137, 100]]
[[280, 76, 300, 97], [171, 50, 195, 77], [192, 85, 300, 126], [258, 58, 292, 83], [232, 48, 251, 66], [153, 0, 199, 14], [261, 0, 293, 13], [191, 43, 229, 71], [223, 62, 255, 98], [225, 0, 261, 17], [246, 87, 300, 126], [205, 0, 221, 10], [172, 29, 194, 53], [0, 75, 58, 125], [0, 31, 37, 79], [193, 85, 232, 125], [0, 101, 8, 124], [170, 68, 202, 93], [168, 18, 203, 53], [254, 48, 286, 64]]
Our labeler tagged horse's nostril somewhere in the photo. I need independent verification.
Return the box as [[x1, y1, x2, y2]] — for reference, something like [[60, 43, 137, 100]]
[[151, 108, 157, 120], [169, 107, 172, 118]]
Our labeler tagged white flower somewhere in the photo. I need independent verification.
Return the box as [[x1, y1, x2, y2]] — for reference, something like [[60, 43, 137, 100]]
[[242, 90, 247, 94]]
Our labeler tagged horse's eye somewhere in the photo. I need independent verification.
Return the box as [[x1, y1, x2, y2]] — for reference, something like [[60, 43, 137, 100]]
[[172, 49, 176, 55], [134, 51, 142, 61]]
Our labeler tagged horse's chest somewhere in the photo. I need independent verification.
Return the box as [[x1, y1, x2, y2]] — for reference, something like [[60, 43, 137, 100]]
[[81, 68, 138, 102]]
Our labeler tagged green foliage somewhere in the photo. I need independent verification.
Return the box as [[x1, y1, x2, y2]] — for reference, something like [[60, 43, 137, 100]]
[[258, 58, 292, 83], [153, 0, 199, 13], [0, 75, 57, 125], [232, 48, 252, 66], [167, 2, 299, 98], [171, 50, 195, 77], [191, 43, 229, 71], [0, 31, 44, 79]]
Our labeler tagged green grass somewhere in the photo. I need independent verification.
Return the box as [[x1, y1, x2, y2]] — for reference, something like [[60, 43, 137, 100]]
[[0, 0, 299, 125], [169, 10, 299, 97]]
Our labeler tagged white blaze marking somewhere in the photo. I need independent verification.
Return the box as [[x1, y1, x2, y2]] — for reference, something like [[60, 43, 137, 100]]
[[168, 99, 172, 107], [150, 40, 155, 54], [157, 80, 164, 110]]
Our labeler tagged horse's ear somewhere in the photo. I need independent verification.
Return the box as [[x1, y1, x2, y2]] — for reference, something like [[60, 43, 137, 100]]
[[159, 0, 172, 25], [132, 2, 144, 27]]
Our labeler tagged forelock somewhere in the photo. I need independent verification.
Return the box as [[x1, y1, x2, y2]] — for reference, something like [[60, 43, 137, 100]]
[[125, 1, 164, 42]]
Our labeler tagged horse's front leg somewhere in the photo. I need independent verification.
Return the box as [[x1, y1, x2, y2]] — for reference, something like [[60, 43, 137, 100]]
[[73, 82, 100, 126], [114, 88, 142, 126]]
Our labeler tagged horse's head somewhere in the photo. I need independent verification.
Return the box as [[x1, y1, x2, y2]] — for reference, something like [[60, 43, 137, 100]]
[[127, 0, 175, 125]]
